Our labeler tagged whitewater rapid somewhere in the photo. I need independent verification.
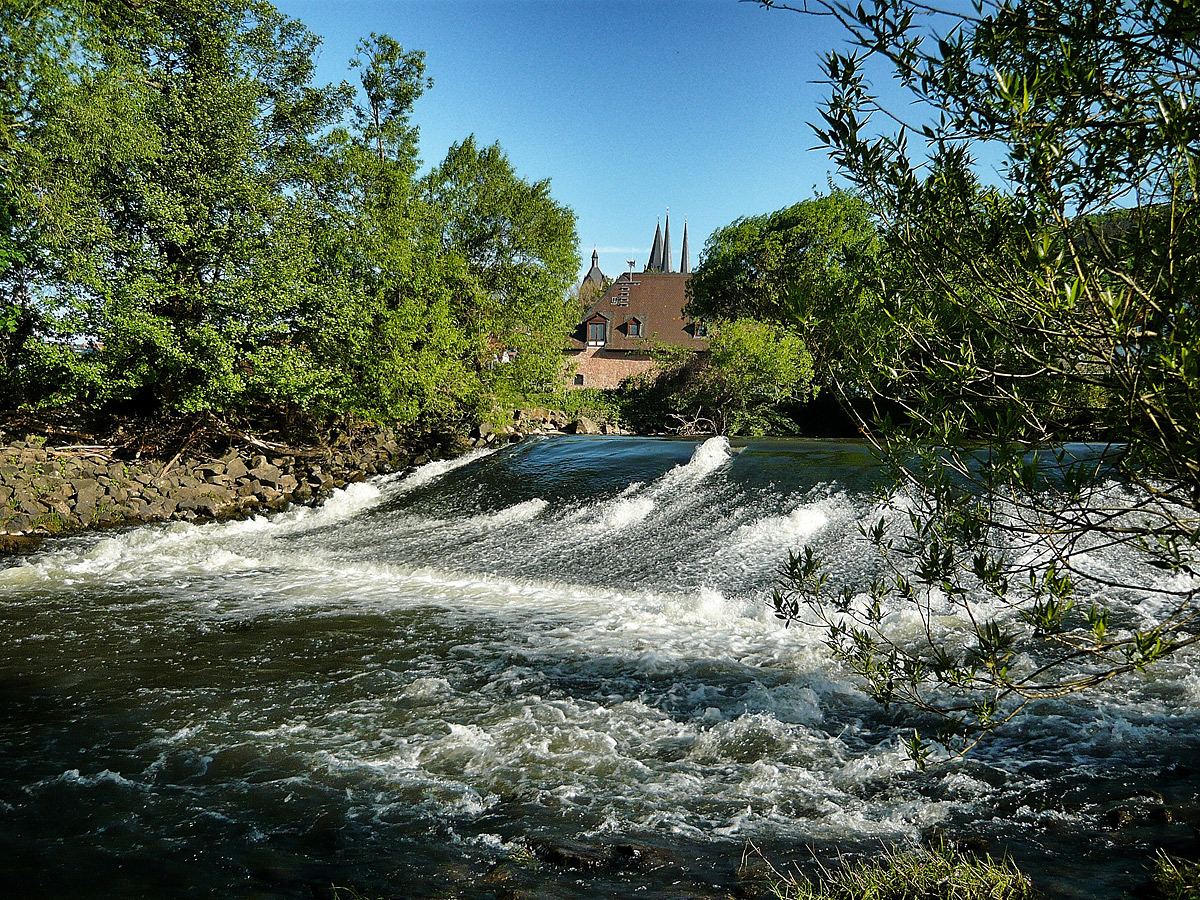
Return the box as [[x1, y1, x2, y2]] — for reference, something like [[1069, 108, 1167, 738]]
[[1, 436, 1197, 899]]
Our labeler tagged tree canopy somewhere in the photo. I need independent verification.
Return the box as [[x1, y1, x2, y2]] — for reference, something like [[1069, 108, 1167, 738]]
[[0, 0, 579, 431], [764, 0, 1200, 755], [685, 190, 880, 380]]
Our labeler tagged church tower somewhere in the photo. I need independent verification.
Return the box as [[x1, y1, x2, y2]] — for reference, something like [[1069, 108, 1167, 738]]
[[646, 221, 664, 272], [662, 213, 674, 273]]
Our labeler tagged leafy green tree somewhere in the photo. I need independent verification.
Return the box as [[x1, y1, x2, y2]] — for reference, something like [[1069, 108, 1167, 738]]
[[420, 135, 579, 396], [686, 190, 880, 380], [765, 0, 1200, 752], [704, 318, 816, 435], [621, 319, 815, 436], [8, 0, 351, 413]]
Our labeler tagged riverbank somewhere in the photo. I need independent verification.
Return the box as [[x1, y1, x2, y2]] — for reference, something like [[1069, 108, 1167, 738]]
[[0, 407, 626, 556]]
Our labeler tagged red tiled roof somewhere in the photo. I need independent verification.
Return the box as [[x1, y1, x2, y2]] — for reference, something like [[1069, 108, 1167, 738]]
[[566, 272, 708, 352]]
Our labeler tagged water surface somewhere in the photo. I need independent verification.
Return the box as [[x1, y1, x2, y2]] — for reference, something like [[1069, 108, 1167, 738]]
[[2, 436, 1196, 898]]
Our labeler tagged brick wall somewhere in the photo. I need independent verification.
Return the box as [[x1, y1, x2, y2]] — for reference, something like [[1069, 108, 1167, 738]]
[[564, 348, 658, 389]]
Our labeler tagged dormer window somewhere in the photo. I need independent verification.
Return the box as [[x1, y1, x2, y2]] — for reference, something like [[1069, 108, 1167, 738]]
[[587, 321, 607, 345], [627, 318, 644, 338], [693, 321, 709, 338]]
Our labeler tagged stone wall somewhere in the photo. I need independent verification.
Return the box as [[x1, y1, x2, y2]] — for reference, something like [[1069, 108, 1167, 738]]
[[0, 427, 444, 555]]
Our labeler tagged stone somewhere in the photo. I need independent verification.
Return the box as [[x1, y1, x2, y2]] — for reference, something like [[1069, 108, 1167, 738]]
[[249, 463, 282, 485], [2, 512, 37, 534], [570, 417, 601, 435], [177, 495, 228, 517], [147, 497, 179, 517], [18, 497, 48, 516], [256, 486, 283, 504], [224, 457, 249, 480]]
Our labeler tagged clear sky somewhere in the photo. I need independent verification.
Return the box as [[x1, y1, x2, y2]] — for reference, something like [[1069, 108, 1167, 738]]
[[273, 0, 873, 282]]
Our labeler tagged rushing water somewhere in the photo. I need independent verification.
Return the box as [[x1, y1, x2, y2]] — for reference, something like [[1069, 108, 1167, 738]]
[[1, 436, 1197, 899]]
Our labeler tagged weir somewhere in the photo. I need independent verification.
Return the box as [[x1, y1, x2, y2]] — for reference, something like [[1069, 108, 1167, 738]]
[[1, 436, 1197, 899]]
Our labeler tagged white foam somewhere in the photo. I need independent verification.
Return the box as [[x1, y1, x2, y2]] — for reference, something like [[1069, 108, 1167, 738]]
[[476, 498, 548, 528], [598, 496, 655, 529], [390, 447, 495, 493], [736, 502, 830, 547], [656, 436, 731, 491], [0, 449, 496, 590]]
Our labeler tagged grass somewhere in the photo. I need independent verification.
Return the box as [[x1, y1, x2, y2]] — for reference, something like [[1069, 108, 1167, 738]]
[[755, 842, 1037, 900], [1153, 852, 1200, 900]]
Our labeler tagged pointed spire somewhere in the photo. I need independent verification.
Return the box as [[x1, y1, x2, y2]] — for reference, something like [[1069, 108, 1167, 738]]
[[647, 220, 663, 272], [591, 247, 599, 269], [662, 211, 673, 273], [680, 219, 690, 274]]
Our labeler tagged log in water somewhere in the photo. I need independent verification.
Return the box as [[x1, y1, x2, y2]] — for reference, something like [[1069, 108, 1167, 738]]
[[1, 436, 1197, 898]]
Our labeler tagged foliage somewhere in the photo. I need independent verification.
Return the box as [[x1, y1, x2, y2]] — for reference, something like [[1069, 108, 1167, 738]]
[[420, 135, 578, 399], [766, 0, 1200, 752], [759, 843, 1035, 900], [686, 190, 880, 379], [489, 387, 625, 429], [618, 318, 815, 436], [0, 1, 579, 432], [1153, 852, 1200, 900], [705, 318, 816, 434]]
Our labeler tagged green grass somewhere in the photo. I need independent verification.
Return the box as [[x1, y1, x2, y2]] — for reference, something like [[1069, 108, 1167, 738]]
[[758, 843, 1037, 900], [1153, 852, 1200, 900]]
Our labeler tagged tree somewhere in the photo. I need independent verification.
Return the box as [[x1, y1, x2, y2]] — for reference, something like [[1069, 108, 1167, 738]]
[[765, 0, 1200, 755], [686, 190, 880, 380], [702, 318, 817, 435], [420, 136, 579, 397], [620, 319, 816, 436], [6, 0, 352, 414]]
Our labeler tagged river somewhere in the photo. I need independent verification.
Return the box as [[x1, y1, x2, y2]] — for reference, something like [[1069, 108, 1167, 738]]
[[1, 436, 1197, 898]]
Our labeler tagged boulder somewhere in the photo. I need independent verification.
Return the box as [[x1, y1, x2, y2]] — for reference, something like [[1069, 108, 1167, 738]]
[[18, 496, 48, 517], [249, 462, 282, 485], [224, 456, 249, 480], [177, 495, 229, 518], [569, 417, 601, 435]]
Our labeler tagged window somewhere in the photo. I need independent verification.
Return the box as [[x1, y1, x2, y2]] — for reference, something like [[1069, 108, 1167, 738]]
[[573, 373, 585, 386], [628, 319, 643, 337], [694, 321, 709, 338], [587, 321, 606, 344]]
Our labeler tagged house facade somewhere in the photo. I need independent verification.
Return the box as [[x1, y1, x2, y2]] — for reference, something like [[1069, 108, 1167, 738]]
[[565, 215, 708, 389]]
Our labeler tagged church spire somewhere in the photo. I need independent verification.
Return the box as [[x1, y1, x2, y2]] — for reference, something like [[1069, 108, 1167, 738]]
[[662, 211, 673, 273], [647, 220, 663, 272], [591, 247, 599, 269], [680, 220, 690, 274]]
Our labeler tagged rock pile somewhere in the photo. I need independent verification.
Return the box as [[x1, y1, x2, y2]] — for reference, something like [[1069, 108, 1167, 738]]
[[0, 427, 440, 554], [467, 407, 631, 446]]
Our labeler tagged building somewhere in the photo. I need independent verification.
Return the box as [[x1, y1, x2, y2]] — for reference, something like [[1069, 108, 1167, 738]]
[[579, 247, 607, 303], [566, 215, 706, 389]]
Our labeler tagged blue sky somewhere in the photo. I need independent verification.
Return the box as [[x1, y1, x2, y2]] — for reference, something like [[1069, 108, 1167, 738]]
[[274, 0, 884, 281]]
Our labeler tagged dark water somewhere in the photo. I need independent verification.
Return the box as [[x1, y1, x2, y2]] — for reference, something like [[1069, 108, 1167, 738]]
[[1, 436, 1197, 898]]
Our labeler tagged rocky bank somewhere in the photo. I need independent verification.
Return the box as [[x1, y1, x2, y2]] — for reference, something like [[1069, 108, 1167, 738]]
[[0, 425, 457, 556], [0, 407, 625, 555]]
